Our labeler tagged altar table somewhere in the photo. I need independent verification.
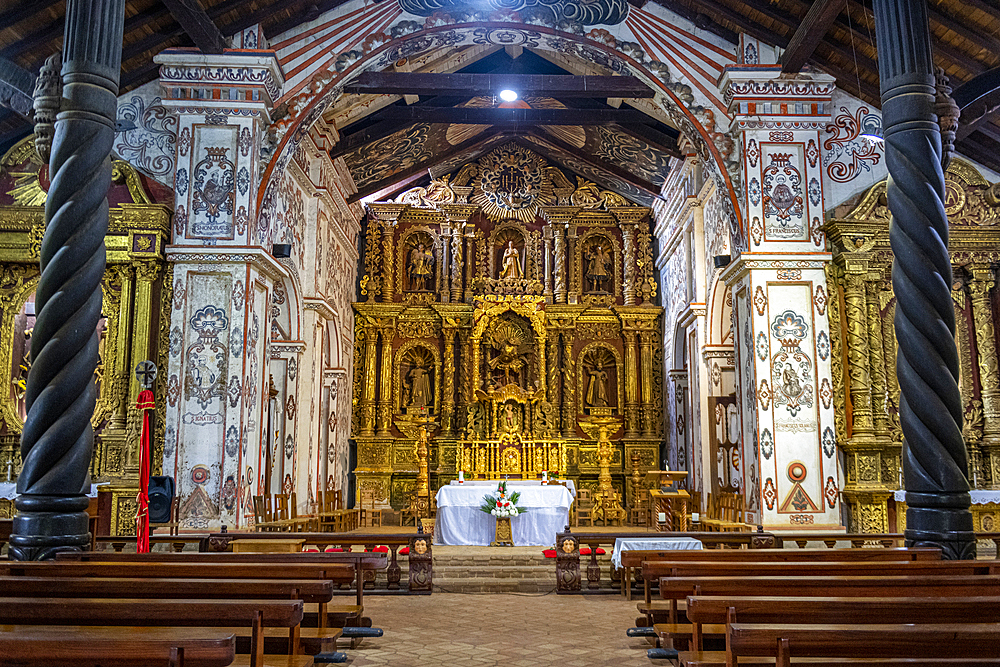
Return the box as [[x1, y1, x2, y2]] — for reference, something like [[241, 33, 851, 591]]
[[448, 479, 577, 496], [435, 483, 574, 546]]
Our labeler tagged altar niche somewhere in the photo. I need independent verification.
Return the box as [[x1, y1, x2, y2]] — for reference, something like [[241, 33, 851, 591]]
[[351, 143, 663, 513]]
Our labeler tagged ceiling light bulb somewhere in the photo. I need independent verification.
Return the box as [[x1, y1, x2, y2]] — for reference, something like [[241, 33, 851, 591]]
[[499, 89, 518, 102]]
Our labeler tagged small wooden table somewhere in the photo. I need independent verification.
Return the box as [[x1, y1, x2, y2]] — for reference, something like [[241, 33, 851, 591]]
[[231, 538, 305, 553], [649, 489, 691, 532], [644, 470, 689, 488]]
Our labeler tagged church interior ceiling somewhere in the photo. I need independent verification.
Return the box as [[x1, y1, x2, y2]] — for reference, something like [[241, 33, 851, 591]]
[[1, 0, 999, 171]]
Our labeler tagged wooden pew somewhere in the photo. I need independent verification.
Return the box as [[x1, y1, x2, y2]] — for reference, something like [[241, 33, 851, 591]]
[[679, 595, 1000, 659], [0, 560, 361, 630], [0, 578, 340, 656], [60, 550, 387, 609], [637, 559, 995, 626], [623, 547, 940, 605], [655, 575, 1000, 626], [0, 626, 237, 667], [0, 598, 311, 667], [727, 622, 1000, 667]]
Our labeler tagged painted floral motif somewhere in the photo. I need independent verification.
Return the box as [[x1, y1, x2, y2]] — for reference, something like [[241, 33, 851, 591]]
[[770, 310, 814, 417], [820, 377, 832, 409], [399, 0, 629, 26], [225, 425, 239, 458], [237, 166, 250, 196], [825, 476, 838, 508], [760, 427, 774, 460], [822, 427, 836, 458], [817, 330, 830, 361], [753, 285, 766, 316], [806, 139, 819, 168], [763, 477, 776, 510], [808, 177, 821, 207], [114, 93, 177, 184], [221, 475, 237, 511], [823, 105, 883, 183], [750, 216, 763, 246], [748, 177, 761, 206], [746, 138, 759, 168], [758, 379, 771, 410], [813, 284, 827, 315], [175, 168, 188, 196], [756, 331, 768, 361], [228, 375, 242, 408]]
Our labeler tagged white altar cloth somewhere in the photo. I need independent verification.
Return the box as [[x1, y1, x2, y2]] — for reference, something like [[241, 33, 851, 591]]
[[610, 537, 704, 568], [435, 483, 574, 546], [449, 479, 576, 496], [894, 489, 1000, 504]]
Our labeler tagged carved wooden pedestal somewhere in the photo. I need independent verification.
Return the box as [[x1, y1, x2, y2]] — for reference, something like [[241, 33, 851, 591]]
[[491, 516, 514, 547]]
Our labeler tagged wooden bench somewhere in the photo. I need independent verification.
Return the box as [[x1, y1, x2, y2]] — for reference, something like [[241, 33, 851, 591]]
[[0, 626, 237, 667], [636, 559, 994, 626], [728, 622, 1000, 667], [0, 560, 362, 630], [676, 595, 1000, 659], [60, 550, 388, 608], [0, 597, 314, 667], [622, 547, 941, 603], [656, 575, 1000, 625]]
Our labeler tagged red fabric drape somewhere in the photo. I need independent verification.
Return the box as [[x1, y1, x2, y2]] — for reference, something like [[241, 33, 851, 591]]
[[136, 389, 155, 553]]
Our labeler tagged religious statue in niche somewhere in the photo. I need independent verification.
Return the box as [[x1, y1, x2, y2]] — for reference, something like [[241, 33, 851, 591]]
[[487, 319, 532, 388], [584, 238, 612, 293], [407, 242, 435, 291], [581, 347, 617, 416], [499, 241, 522, 280], [400, 346, 435, 414], [499, 402, 521, 434]]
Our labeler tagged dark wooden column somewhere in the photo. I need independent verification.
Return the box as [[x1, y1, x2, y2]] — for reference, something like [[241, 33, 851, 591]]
[[10, 0, 124, 560], [873, 0, 975, 558]]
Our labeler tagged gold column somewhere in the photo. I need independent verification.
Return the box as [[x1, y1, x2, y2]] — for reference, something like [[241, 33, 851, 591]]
[[377, 326, 395, 437], [561, 331, 576, 438], [128, 262, 160, 405], [543, 228, 553, 302], [639, 327, 655, 437], [624, 329, 640, 437], [361, 325, 378, 436], [547, 331, 559, 408], [554, 225, 567, 304], [464, 229, 475, 303], [566, 226, 578, 304], [110, 265, 135, 428], [970, 266, 1000, 487], [865, 277, 891, 439], [441, 230, 451, 303], [621, 225, 637, 307], [368, 203, 407, 302], [843, 269, 874, 441], [442, 329, 456, 436], [450, 222, 463, 303]]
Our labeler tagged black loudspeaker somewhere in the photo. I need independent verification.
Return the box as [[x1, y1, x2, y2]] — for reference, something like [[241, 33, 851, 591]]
[[148, 476, 175, 523], [272, 243, 292, 258], [713, 254, 732, 268]]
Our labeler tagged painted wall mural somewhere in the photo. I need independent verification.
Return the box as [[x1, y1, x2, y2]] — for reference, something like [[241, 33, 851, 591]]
[[113, 81, 177, 187]]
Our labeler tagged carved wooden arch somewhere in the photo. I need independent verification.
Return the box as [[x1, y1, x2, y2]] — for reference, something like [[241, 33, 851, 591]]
[[258, 22, 745, 253], [393, 340, 442, 415], [575, 228, 622, 301], [395, 224, 441, 298], [576, 340, 624, 415], [470, 298, 547, 399]]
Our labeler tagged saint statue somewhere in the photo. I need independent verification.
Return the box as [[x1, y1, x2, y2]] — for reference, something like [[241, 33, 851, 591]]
[[585, 361, 609, 407], [407, 243, 434, 291], [406, 364, 432, 409], [499, 241, 522, 280], [500, 402, 519, 433], [585, 244, 610, 292]]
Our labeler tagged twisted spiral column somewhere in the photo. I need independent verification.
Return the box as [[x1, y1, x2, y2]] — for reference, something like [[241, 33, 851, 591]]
[[11, 0, 125, 560], [874, 0, 974, 558]]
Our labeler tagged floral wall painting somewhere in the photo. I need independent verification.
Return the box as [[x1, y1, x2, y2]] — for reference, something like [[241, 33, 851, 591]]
[[113, 82, 177, 186], [396, 0, 629, 25], [190, 126, 239, 240]]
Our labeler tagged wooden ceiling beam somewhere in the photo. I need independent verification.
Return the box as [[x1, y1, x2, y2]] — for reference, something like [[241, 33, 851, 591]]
[[345, 72, 654, 98], [370, 106, 658, 125], [525, 128, 661, 196], [0, 57, 35, 120], [924, 3, 1000, 55], [780, 0, 845, 73], [160, 0, 227, 54], [0, 0, 62, 31], [681, 0, 791, 49], [346, 129, 508, 204], [645, 0, 741, 45]]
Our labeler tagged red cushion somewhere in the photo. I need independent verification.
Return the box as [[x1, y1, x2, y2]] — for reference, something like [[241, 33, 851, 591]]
[[303, 547, 320, 553], [578, 547, 606, 556], [324, 547, 345, 552], [542, 548, 557, 558], [373, 545, 389, 552], [399, 546, 409, 555]]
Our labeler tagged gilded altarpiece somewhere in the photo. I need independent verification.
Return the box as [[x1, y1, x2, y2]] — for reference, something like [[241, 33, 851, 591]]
[[827, 158, 1000, 536], [351, 144, 662, 513], [0, 137, 172, 525]]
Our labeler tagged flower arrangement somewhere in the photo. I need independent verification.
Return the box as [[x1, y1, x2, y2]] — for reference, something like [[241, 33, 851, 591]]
[[480, 480, 527, 518]]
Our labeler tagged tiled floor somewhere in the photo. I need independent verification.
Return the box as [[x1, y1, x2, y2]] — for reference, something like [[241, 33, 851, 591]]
[[344, 592, 651, 666]]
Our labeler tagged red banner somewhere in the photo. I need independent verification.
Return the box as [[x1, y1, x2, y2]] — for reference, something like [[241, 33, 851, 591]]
[[135, 389, 155, 553]]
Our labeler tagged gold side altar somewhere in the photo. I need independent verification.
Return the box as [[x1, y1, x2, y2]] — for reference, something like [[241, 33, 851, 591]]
[[0, 137, 172, 532], [350, 143, 664, 513], [827, 158, 1000, 534]]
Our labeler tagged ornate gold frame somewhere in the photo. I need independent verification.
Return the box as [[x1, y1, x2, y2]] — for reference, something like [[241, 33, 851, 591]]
[[393, 340, 443, 415], [576, 228, 622, 302], [576, 340, 625, 415]]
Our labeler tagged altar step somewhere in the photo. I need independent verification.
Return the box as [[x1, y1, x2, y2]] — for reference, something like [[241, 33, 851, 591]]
[[429, 551, 616, 593]]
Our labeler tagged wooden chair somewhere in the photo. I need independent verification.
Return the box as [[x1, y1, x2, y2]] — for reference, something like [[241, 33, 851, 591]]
[[399, 494, 420, 527], [630, 488, 649, 527], [699, 493, 724, 532], [574, 488, 594, 527], [716, 492, 753, 532], [685, 490, 702, 529], [359, 489, 382, 528], [149, 496, 180, 536], [252, 496, 280, 532]]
